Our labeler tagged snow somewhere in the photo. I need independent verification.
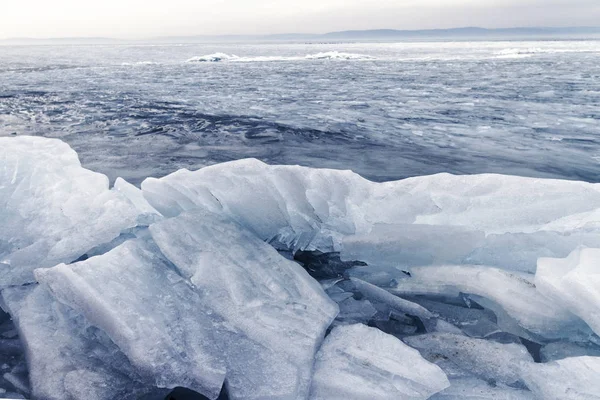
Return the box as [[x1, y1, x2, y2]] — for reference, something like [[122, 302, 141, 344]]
[[310, 324, 450, 400]]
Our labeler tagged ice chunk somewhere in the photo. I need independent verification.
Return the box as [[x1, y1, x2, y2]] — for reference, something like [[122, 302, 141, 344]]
[[391, 265, 585, 339], [536, 247, 600, 337], [403, 333, 533, 386], [35, 239, 227, 398], [0, 136, 141, 287], [342, 224, 485, 270], [148, 210, 338, 399], [310, 324, 449, 399], [520, 356, 600, 400], [1, 285, 163, 400], [114, 177, 161, 224], [430, 377, 535, 399], [349, 278, 434, 320]]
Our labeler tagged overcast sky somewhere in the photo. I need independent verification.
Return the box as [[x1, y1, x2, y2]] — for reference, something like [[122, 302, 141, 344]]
[[1, 0, 599, 39]]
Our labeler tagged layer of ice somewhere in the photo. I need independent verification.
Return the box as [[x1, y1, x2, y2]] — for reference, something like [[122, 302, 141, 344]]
[[521, 356, 600, 400], [0, 136, 142, 287], [310, 324, 450, 399], [1, 285, 163, 400], [536, 247, 600, 337], [403, 333, 533, 386], [390, 265, 586, 340], [35, 238, 227, 398], [431, 377, 535, 399], [148, 210, 338, 399]]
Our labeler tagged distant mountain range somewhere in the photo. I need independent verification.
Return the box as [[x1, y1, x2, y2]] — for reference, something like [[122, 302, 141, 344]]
[[3, 26, 600, 45]]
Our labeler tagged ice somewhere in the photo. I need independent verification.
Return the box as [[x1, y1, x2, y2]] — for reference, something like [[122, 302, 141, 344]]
[[310, 324, 449, 400], [536, 247, 600, 337], [348, 278, 434, 320], [186, 53, 239, 62], [403, 333, 533, 386], [520, 356, 600, 400], [1, 285, 163, 400], [430, 377, 535, 399], [148, 210, 338, 399], [390, 265, 587, 340], [304, 52, 375, 60], [0, 136, 142, 287], [34, 238, 227, 398], [37, 210, 338, 400], [540, 342, 600, 362]]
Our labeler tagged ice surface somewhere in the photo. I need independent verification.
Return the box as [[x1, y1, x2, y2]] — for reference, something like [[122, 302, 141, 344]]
[[1, 285, 163, 400], [0, 136, 142, 287], [390, 265, 586, 340], [310, 324, 449, 400], [520, 356, 600, 400], [540, 342, 600, 362], [536, 247, 600, 337], [430, 377, 535, 399], [148, 210, 338, 399], [37, 210, 337, 400], [35, 238, 227, 398], [403, 333, 533, 386]]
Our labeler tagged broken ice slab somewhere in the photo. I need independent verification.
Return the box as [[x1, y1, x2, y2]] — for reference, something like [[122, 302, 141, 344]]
[[521, 356, 600, 400], [38, 210, 338, 400], [1, 285, 164, 400], [536, 247, 600, 337], [142, 159, 600, 256], [391, 265, 588, 340], [34, 239, 227, 399], [0, 136, 144, 288], [403, 333, 533, 386], [148, 210, 338, 399], [342, 224, 600, 274], [310, 324, 449, 400]]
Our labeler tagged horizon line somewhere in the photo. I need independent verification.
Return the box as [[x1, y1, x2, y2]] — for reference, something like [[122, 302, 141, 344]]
[[2, 25, 600, 42]]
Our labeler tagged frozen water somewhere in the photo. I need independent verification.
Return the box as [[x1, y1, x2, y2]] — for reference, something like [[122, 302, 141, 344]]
[[310, 324, 450, 399], [148, 210, 338, 399], [35, 238, 228, 398], [536, 247, 600, 337], [0, 136, 142, 287], [403, 333, 533, 386], [391, 265, 587, 340], [1, 285, 163, 400], [520, 356, 600, 400], [430, 377, 535, 399]]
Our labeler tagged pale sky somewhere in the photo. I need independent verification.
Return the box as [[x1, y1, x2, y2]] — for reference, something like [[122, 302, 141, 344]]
[[1, 0, 599, 39]]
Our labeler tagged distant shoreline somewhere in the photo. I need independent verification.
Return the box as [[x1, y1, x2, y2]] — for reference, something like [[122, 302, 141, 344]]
[[2, 26, 600, 45]]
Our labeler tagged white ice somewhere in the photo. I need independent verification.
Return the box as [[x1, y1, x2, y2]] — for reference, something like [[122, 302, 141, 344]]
[[0, 136, 143, 288], [309, 324, 449, 400]]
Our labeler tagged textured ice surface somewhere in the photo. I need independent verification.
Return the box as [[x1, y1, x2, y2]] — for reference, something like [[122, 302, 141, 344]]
[[536, 247, 600, 337], [1, 285, 163, 400], [35, 238, 227, 398], [390, 265, 586, 340], [37, 210, 337, 400], [540, 342, 600, 362], [403, 333, 533, 386], [148, 210, 338, 399], [0, 136, 141, 287], [310, 324, 449, 400], [430, 377, 535, 400], [521, 356, 600, 400]]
